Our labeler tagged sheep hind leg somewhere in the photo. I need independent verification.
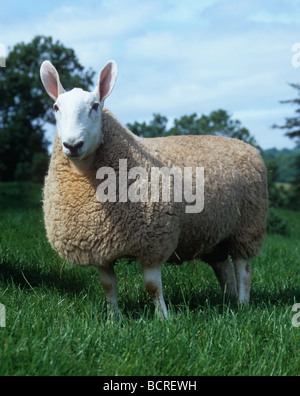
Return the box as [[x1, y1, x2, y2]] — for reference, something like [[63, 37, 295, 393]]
[[211, 258, 238, 299], [98, 266, 120, 320], [233, 258, 252, 304], [142, 264, 168, 320]]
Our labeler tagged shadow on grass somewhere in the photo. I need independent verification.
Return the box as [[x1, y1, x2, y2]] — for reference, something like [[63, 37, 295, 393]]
[[118, 281, 300, 320], [0, 258, 98, 299], [1, 257, 299, 319], [0, 257, 227, 318], [251, 287, 300, 307], [168, 286, 300, 311]]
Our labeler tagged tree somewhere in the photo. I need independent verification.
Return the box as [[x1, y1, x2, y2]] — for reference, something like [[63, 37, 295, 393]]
[[0, 35, 95, 182], [168, 109, 260, 148], [288, 154, 300, 209], [273, 83, 300, 209], [127, 113, 168, 138], [273, 83, 300, 145], [128, 109, 259, 148]]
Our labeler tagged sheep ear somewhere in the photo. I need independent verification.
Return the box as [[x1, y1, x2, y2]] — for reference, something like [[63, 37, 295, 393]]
[[40, 60, 65, 101], [94, 60, 118, 104]]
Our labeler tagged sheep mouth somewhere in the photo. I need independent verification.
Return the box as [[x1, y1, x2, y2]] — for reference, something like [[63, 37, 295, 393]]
[[64, 151, 85, 161], [68, 152, 81, 158]]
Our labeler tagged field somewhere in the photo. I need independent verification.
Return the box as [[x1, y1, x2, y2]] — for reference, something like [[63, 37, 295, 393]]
[[0, 182, 299, 376]]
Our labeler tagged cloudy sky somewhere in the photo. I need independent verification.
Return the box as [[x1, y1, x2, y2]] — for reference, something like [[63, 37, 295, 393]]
[[1, 0, 300, 149]]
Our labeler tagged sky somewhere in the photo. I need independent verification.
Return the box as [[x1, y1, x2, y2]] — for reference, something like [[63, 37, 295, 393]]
[[1, 0, 300, 150]]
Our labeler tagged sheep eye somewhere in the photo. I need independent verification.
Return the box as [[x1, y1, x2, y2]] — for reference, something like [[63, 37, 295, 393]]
[[92, 102, 99, 111], [53, 104, 59, 112]]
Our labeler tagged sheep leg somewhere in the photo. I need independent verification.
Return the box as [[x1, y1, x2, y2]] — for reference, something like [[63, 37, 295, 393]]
[[211, 259, 238, 298], [98, 266, 120, 319], [233, 259, 252, 303], [142, 264, 168, 319]]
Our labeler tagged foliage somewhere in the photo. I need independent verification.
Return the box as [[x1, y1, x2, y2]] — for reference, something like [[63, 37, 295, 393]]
[[127, 109, 260, 148], [168, 110, 260, 148], [263, 158, 290, 209], [0, 36, 95, 182], [288, 154, 300, 210], [266, 207, 290, 236], [262, 147, 300, 183], [273, 83, 300, 144], [127, 114, 168, 138], [273, 83, 300, 209]]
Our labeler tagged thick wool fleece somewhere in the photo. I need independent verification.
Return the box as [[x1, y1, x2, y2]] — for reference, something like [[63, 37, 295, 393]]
[[43, 108, 268, 269]]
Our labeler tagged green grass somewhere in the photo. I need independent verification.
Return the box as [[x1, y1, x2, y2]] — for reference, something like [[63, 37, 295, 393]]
[[0, 183, 299, 376]]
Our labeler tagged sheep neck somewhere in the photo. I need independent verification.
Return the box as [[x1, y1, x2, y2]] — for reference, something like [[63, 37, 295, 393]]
[[68, 152, 96, 175], [100, 108, 147, 169]]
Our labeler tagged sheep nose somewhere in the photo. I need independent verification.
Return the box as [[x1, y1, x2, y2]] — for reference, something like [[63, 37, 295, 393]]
[[63, 141, 84, 154]]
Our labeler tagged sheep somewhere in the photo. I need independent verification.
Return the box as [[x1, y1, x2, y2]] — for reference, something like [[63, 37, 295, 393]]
[[40, 59, 268, 319]]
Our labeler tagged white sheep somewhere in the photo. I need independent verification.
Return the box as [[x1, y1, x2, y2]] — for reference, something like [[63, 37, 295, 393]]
[[40, 60, 268, 319]]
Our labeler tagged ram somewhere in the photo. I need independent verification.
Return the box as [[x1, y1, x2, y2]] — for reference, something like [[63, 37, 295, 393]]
[[40, 60, 268, 319]]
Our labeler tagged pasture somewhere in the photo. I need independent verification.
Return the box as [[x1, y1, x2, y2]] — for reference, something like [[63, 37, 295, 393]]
[[0, 182, 299, 376]]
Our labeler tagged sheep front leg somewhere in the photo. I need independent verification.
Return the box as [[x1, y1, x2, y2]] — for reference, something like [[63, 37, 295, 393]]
[[233, 259, 252, 303], [98, 266, 120, 319], [142, 264, 168, 319]]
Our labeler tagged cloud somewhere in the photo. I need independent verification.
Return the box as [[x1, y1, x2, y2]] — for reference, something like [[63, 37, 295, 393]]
[[36, 1, 160, 41], [155, 0, 223, 26], [1, 0, 299, 149]]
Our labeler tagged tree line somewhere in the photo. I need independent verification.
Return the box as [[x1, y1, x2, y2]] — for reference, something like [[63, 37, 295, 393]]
[[0, 36, 299, 210]]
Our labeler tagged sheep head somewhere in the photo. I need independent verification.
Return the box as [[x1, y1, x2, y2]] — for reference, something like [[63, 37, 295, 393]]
[[40, 60, 118, 160]]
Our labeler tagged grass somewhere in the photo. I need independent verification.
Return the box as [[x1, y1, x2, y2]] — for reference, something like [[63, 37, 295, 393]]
[[0, 182, 299, 376]]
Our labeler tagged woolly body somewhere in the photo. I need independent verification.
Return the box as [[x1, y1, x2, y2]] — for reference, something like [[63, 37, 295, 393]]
[[44, 108, 268, 268]]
